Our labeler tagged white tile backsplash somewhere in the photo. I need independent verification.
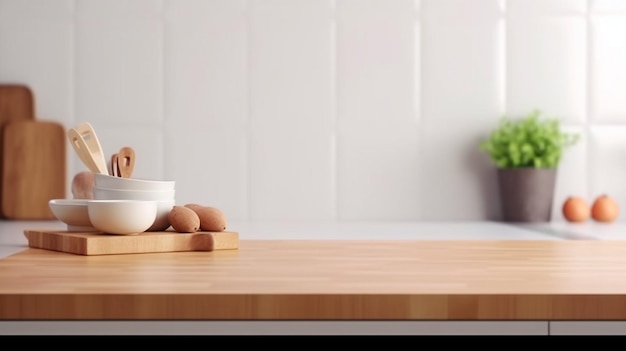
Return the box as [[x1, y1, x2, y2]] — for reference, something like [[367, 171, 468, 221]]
[[591, 0, 626, 13], [337, 128, 421, 220], [507, 16, 587, 123], [336, 0, 417, 131], [590, 15, 626, 121], [420, 125, 502, 220], [76, 0, 161, 17], [0, 0, 73, 17], [589, 126, 626, 221], [249, 130, 334, 220], [421, 0, 502, 127], [164, 0, 246, 130], [75, 18, 162, 126], [0, 0, 620, 222], [248, 0, 333, 133], [507, 0, 586, 15]]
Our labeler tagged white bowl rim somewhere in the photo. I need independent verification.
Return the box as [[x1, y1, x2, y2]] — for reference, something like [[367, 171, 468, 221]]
[[87, 199, 159, 204], [94, 173, 175, 183], [49, 199, 89, 206], [93, 186, 175, 193], [49, 199, 92, 227]]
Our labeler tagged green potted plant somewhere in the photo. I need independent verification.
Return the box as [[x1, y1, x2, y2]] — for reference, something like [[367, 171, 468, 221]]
[[479, 109, 579, 222]]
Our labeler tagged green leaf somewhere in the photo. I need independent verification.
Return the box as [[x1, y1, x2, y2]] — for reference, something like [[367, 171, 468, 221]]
[[479, 109, 579, 169]]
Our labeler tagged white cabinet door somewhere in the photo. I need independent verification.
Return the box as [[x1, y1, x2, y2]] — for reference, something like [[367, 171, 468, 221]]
[[0, 321, 548, 335], [550, 322, 626, 335]]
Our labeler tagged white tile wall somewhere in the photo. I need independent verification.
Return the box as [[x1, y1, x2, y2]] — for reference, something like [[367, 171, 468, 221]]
[[507, 12, 587, 123], [421, 0, 502, 127], [0, 0, 623, 222], [590, 14, 626, 121]]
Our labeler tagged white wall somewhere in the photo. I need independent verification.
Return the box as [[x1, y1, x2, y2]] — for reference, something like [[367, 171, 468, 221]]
[[0, 0, 621, 222]]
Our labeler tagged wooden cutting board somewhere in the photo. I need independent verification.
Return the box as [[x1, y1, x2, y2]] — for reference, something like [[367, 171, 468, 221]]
[[0, 84, 34, 126], [23, 229, 240, 256], [2, 120, 66, 219], [0, 84, 35, 213]]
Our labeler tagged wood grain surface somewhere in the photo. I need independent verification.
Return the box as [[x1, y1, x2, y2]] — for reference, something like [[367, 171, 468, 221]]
[[3, 239, 626, 320], [1, 120, 66, 219], [0, 85, 34, 122], [23, 229, 240, 255], [0, 85, 35, 216]]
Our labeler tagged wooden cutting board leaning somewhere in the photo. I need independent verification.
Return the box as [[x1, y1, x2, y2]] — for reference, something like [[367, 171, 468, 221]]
[[24, 229, 240, 256], [0, 84, 34, 129], [0, 84, 67, 219], [1, 120, 66, 219], [0, 84, 35, 215]]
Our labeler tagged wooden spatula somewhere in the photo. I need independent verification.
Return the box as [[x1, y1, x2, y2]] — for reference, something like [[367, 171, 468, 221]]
[[67, 123, 109, 175]]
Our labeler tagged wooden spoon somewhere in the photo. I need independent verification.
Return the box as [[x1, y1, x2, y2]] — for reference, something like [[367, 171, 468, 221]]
[[110, 153, 119, 177], [116, 147, 135, 178]]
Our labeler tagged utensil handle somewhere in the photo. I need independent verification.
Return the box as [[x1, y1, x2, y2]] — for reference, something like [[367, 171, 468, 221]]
[[67, 128, 101, 174], [73, 123, 109, 175], [117, 146, 135, 178], [110, 153, 119, 177]]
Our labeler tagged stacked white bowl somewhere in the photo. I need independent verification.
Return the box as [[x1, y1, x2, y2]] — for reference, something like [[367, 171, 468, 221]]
[[93, 174, 176, 232]]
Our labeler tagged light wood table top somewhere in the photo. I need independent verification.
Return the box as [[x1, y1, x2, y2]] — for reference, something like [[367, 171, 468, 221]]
[[2, 239, 626, 320]]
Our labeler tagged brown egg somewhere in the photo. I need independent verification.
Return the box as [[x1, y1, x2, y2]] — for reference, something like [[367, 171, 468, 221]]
[[71, 171, 94, 199], [188, 206, 227, 232], [184, 203, 204, 211], [562, 196, 590, 223], [591, 195, 619, 223], [168, 206, 200, 233]]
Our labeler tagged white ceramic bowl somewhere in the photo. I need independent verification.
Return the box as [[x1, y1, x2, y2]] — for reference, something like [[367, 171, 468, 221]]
[[93, 187, 175, 201], [94, 173, 175, 191], [146, 199, 175, 232], [48, 199, 97, 231], [87, 200, 158, 235]]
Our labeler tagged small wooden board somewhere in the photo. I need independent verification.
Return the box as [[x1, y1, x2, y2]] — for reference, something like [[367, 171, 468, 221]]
[[2, 121, 66, 219], [23, 229, 239, 256]]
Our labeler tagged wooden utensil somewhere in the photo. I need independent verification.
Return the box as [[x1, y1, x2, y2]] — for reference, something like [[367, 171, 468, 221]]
[[67, 128, 101, 174], [2, 120, 66, 219], [110, 153, 119, 177], [23, 229, 239, 256], [67, 123, 108, 174], [116, 147, 135, 178]]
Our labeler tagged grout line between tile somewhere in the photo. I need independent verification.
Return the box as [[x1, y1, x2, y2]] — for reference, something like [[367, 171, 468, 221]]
[[244, 0, 252, 221], [414, 8, 421, 126], [586, 0, 593, 199], [499, 0, 507, 117], [415, 0, 425, 220], [67, 0, 77, 198], [330, 0, 338, 221], [160, 1, 166, 181]]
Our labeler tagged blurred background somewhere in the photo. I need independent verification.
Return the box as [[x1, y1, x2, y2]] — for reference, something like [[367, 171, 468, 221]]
[[0, 0, 617, 222]]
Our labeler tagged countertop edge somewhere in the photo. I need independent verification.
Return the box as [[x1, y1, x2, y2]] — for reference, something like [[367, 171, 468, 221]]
[[2, 293, 626, 321]]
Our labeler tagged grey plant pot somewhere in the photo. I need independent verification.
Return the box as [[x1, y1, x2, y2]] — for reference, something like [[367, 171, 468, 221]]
[[497, 167, 557, 222]]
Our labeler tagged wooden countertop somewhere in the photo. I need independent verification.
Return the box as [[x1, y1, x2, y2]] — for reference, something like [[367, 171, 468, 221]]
[[2, 238, 626, 320]]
